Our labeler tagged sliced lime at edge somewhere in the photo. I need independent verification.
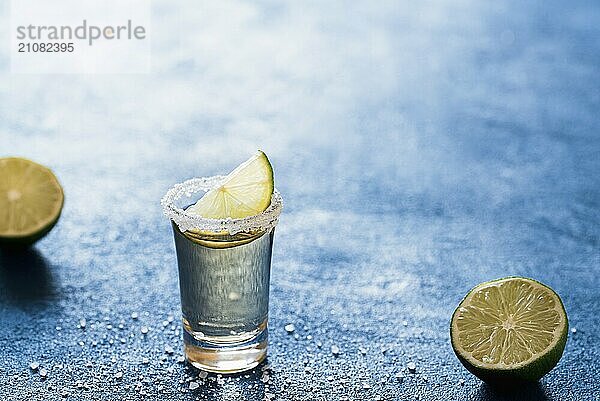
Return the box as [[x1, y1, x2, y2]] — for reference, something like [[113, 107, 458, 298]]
[[450, 276, 568, 384]]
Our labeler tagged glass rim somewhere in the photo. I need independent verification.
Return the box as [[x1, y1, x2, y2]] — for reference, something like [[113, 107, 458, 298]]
[[161, 175, 283, 235]]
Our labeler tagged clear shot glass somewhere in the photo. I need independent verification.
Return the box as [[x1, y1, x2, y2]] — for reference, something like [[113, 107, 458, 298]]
[[161, 176, 283, 373]]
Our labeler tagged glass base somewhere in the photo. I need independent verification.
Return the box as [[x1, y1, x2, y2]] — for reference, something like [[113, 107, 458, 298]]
[[183, 323, 268, 374]]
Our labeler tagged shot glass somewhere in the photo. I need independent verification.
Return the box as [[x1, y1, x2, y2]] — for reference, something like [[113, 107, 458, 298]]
[[161, 176, 283, 373]]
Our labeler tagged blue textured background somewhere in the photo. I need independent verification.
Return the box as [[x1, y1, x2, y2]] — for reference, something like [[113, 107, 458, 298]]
[[1, 1, 599, 400]]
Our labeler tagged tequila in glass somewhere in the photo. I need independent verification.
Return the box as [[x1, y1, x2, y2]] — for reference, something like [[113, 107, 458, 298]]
[[162, 176, 282, 373]]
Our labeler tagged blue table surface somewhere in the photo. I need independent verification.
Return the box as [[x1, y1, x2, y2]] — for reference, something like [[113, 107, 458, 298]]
[[1, 1, 599, 400]]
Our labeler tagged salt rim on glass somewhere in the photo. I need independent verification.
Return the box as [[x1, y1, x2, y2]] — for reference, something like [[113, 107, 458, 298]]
[[161, 175, 283, 235]]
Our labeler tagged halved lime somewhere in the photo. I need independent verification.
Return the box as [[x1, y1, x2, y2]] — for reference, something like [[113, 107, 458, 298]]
[[187, 151, 274, 219], [0, 157, 64, 247], [450, 277, 568, 384]]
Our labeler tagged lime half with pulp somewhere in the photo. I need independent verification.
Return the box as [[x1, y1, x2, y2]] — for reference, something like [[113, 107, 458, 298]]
[[450, 277, 568, 384], [0, 157, 64, 247], [187, 150, 274, 219]]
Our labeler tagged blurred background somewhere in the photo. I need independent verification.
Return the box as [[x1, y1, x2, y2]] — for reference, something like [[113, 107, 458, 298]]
[[1, 1, 599, 400]]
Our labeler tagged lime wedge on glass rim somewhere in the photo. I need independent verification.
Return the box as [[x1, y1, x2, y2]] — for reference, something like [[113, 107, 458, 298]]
[[187, 151, 274, 219], [0, 157, 64, 247], [450, 277, 568, 384]]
